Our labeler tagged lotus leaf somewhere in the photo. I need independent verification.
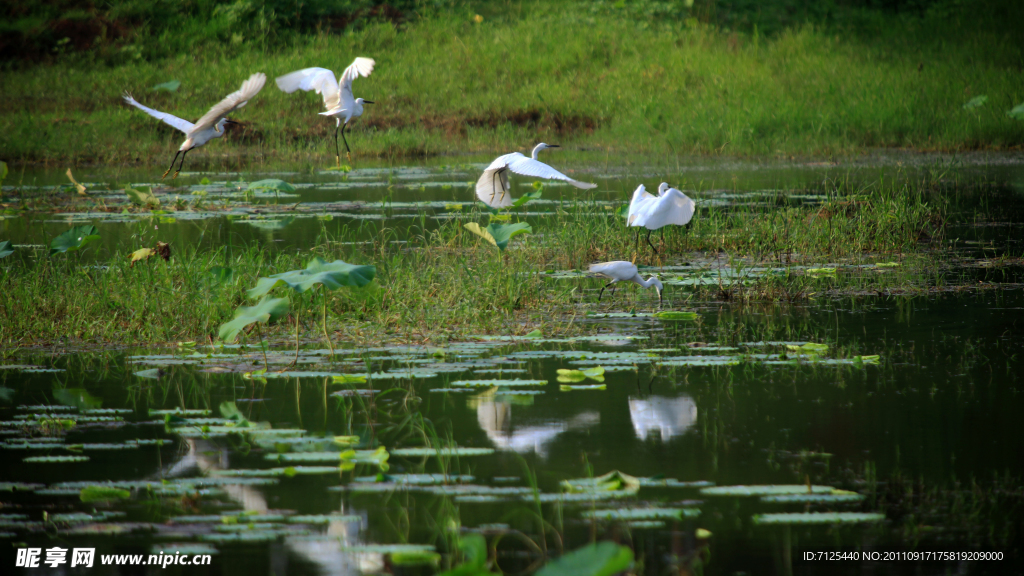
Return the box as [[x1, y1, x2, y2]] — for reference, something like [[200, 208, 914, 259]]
[[151, 80, 181, 92], [247, 179, 296, 193], [0, 241, 14, 259], [536, 542, 634, 576], [49, 225, 100, 255], [126, 186, 160, 207], [218, 297, 289, 342], [248, 258, 376, 297], [463, 222, 532, 251], [963, 95, 988, 110]]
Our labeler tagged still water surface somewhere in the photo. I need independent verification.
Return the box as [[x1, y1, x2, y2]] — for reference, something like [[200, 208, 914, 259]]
[[2, 154, 1023, 574]]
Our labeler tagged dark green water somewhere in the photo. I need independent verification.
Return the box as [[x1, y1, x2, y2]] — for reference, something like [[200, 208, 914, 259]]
[[2, 291, 1023, 575], [2, 155, 1024, 574]]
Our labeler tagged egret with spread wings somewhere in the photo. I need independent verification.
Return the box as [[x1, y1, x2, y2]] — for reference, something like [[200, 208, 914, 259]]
[[276, 57, 375, 165], [626, 182, 696, 253], [123, 73, 266, 179], [476, 143, 596, 209], [589, 261, 664, 304]]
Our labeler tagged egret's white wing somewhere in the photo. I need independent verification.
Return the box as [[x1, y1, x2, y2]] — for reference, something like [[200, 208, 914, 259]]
[[627, 184, 657, 226], [189, 73, 267, 137], [276, 67, 341, 110], [642, 188, 696, 230], [588, 261, 638, 280], [505, 155, 596, 189], [122, 93, 194, 134], [338, 57, 375, 107]]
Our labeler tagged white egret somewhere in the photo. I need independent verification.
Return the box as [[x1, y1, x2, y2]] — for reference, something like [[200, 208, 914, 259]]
[[588, 260, 663, 303], [123, 73, 267, 179], [626, 182, 696, 253], [476, 143, 596, 209], [275, 57, 375, 165]]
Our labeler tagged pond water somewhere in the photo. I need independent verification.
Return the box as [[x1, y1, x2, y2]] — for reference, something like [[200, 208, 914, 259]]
[[2, 154, 1024, 575]]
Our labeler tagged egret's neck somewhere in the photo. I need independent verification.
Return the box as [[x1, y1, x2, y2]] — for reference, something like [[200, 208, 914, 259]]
[[637, 275, 663, 290], [531, 143, 546, 160]]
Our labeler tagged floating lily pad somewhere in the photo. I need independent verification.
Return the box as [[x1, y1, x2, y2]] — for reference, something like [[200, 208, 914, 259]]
[[582, 507, 700, 520], [450, 379, 546, 387], [653, 311, 699, 321], [761, 491, 865, 504], [390, 447, 495, 457], [288, 514, 361, 524], [700, 485, 834, 497], [752, 512, 885, 525], [80, 486, 131, 502], [23, 455, 89, 463]]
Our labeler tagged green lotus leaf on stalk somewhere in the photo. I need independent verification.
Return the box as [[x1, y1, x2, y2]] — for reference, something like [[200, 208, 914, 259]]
[[962, 95, 988, 110], [247, 179, 296, 193], [1008, 103, 1024, 120], [464, 222, 532, 251], [248, 258, 376, 297], [511, 190, 542, 208], [126, 186, 160, 207], [218, 297, 289, 343], [0, 240, 13, 259], [49, 225, 100, 255], [150, 80, 181, 92], [536, 542, 634, 576]]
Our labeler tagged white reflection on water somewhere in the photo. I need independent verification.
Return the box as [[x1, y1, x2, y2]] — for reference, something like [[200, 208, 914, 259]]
[[629, 396, 697, 442], [474, 400, 599, 458]]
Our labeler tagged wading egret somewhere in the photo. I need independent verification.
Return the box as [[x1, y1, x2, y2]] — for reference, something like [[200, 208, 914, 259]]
[[626, 182, 696, 253], [476, 143, 596, 209], [275, 57, 375, 165], [588, 260, 663, 303], [123, 73, 267, 179]]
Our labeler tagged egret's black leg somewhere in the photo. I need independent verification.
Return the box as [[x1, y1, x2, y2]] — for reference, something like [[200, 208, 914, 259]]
[[333, 124, 341, 167], [172, 149, 189, 180], [646, 230, 658, 254], [496, 168, 509, 203], [598, 281, 615, 301], [162, 151, 181, 179], [340, 122, 352, 162]]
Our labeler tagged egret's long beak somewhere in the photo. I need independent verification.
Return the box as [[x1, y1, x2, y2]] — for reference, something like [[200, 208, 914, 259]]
[[363, 100, 375, 104], [548, 144, 560, 148]]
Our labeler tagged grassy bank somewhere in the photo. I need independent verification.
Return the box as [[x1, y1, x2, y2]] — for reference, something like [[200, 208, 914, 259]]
[[0, 174, 970, 348], [1, 1, 1022, 166]]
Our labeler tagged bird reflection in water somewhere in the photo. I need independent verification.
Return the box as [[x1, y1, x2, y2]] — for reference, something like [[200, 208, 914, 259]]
[[472, 395, 600, 458], [628, 396, 697, 442]]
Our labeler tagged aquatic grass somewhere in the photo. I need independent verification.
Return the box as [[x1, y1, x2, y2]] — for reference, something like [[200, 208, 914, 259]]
[[0, 173, 995, 347]]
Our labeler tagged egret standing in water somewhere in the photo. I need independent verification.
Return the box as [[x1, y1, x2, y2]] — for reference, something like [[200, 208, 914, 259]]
[[626, 182, 696, 253], [589, 261, 664, 303], [275, 57, 375, 166], [123, 72, 267, 179], [476, 143, 596, 209]]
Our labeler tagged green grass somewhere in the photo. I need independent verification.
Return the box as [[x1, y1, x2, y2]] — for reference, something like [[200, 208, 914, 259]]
[[0, 173, 982, 348], [1, 1, 1022, 166]]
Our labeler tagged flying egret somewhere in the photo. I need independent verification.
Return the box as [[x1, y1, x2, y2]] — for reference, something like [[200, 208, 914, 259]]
[[588, 260, 663, 303], [476, 143, 596, 209], [123, 73, 267, 179], [626, 182, 696, 253], [275, 57, 375, 166]]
